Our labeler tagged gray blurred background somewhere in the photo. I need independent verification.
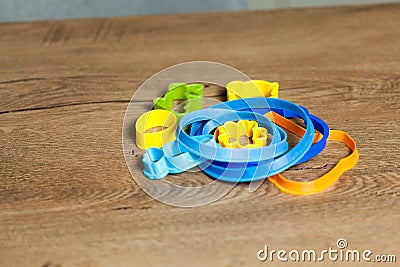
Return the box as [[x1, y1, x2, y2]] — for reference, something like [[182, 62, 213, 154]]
[[0, 0, 399, 22]]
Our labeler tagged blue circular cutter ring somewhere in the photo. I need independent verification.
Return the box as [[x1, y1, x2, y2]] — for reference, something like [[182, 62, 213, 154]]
[[177, 109, 288, 163], [193, 98, 315, 182], [143, 108, 288, 179], [208, 103, 329, 165]]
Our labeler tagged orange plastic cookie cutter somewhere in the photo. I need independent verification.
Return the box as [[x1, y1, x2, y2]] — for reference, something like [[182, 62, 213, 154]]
[[214, 120, 268, 148], [226, 80, 279, 101], [266, 112, 359, 195], [265, 112, 323, 144]]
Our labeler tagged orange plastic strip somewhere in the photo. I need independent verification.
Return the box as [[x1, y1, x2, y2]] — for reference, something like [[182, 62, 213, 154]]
[[265, 111, 322, 143], [266, 113, 359, 195]]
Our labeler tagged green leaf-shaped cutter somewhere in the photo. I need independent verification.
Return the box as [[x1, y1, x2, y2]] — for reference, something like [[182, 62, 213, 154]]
[[153, 83, 204, 121]]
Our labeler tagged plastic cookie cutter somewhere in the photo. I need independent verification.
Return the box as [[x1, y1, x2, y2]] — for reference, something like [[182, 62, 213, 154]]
[[265, 112, 323, 144], [142, 108, 289, 180], [214, 120, 268, 148], [202, 100, 328, 165], [135, 109, 177, 150], [266, 113, 359, 195], [190, 97, 315, 182], [153, 82, 204, 121], [265, 110, 329, 164], [226, 80, 279, 101]]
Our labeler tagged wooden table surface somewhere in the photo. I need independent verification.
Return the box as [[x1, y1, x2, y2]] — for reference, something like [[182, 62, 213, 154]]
[[1, 3, 399, 267]]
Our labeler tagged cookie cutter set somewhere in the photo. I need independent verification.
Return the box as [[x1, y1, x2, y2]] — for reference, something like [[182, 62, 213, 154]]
[[135, 80, 359, 195]]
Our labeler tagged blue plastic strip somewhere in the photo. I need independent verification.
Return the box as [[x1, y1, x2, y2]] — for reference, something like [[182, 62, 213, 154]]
[[142, 98, 316, 182], [143, 108, 288, 179], [205, 103, 329, 165], [177, 109, 288, 163], [195, 98, 315, 182]]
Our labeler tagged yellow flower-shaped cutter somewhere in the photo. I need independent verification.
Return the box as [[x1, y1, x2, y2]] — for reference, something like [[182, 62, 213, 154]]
[[214, 120, 268, 148], [226, 80, 279, 101]]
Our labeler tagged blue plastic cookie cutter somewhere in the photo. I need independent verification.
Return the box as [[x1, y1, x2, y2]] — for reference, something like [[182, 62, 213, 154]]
[[142, 108, 288, 180], [143, 98, 316, 182], [207, 101, 329, 165], [190, 98, 315, 182]]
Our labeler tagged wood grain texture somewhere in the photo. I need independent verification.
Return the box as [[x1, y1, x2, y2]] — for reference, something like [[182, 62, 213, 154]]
[[0, 3, 399, 267]]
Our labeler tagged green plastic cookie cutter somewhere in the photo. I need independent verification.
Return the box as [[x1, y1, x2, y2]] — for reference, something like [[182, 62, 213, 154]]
[[153, 83, 204, 121]]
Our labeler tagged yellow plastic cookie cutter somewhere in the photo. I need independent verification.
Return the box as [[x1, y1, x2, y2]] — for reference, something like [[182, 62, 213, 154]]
[[214, 120, 268, 148], [266, 112, 359, 195], [226, 80, 279, 101], [135, 110, 177, 150]]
